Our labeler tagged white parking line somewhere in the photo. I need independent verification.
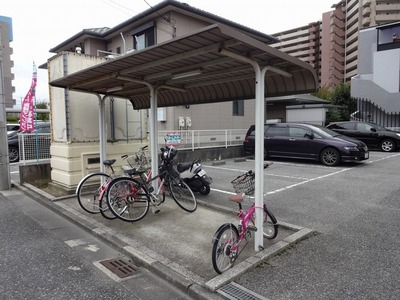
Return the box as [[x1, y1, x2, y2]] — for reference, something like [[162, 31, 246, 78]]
[[266, 168, 349, 195], [207, 160, 351, 196], [209, 153, 400, 197]]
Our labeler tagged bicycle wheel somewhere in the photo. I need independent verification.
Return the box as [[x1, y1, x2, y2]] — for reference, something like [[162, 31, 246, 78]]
[[263, 205, 279, 239], [99, 197, 117, 220], [106, 177, 150, 222], [211, 223, 239, 274], [76, 172, 110, 214], [168, 177, 197, 212]]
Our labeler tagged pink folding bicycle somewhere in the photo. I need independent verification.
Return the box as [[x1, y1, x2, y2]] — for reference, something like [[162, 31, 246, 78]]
[[211, 163, 279, 274]]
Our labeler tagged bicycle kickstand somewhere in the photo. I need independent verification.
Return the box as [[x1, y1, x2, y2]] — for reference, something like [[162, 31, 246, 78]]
[[149, 197, 161, 214]]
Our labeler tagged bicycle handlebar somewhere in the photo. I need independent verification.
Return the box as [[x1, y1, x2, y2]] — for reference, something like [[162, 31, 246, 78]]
[[243, 161, 273, 176]]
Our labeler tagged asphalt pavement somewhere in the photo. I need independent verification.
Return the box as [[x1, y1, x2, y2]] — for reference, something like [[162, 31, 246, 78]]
[[4, 159, 313, 300], [5, 151, 399, 300]]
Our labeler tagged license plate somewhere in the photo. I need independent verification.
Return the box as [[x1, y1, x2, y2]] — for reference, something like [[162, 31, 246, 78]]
[[364, 152, 369, 159], [197, 169, 206, 177]]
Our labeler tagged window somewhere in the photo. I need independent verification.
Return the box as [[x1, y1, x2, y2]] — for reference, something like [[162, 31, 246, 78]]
[[266, 126, 288, 137], [289, 127, 308, 138], [132, 21, 155, 51], [232, 100, 244, 116], [377, 24, 400, 51], [356, 123, 373, 132], [341, 123, 356, 130]]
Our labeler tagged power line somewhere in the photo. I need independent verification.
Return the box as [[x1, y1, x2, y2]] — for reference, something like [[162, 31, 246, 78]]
[[102, 0, 137, 17]]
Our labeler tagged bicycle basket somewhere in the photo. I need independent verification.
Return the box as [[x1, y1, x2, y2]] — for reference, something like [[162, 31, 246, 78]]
[[231, 172, 255, 195], [125, 151, 151, 170]]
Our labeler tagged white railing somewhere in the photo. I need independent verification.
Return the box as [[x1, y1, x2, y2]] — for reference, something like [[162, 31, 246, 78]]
[[15, 130, 246, 163], [158, 129, 247, 150]]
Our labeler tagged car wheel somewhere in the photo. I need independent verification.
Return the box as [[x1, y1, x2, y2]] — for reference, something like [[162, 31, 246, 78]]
[[320, 148, 340, 166], [9, 146, 19, 163], [380, 139, 395, 152]]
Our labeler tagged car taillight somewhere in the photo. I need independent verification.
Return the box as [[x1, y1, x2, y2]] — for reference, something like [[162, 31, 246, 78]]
[[244, 135, 249, 142]]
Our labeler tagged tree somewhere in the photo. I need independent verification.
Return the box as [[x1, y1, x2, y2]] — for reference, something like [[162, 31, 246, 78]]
[[35, 101, 49, 121], [329, 83, 352, 120], [312, 84, 331, 101]]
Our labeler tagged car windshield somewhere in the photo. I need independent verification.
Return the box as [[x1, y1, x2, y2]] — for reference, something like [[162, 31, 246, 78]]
[[312, 125, 341, 138]]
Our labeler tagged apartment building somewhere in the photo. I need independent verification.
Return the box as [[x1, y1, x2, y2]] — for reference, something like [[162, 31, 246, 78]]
[[0, 16, 15, 108], [271, 0, 400, 88]]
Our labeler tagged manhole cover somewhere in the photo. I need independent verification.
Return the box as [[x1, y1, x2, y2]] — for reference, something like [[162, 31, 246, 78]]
[[99, 258, 137, 278]]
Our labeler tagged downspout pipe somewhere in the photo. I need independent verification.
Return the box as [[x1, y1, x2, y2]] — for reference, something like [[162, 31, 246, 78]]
[[218, 48, 291, 251]]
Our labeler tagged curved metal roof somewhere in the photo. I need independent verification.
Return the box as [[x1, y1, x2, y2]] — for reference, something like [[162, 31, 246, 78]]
[[49, 23, 317, 109]]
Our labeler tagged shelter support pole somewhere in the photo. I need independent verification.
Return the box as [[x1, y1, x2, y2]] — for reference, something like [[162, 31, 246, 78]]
[[149, 86, 158, 192], [254, 66, 265, 251], [98, 95, 107, 173], [115, 76, 160, 190], [218, 48, 292, 251], [218, 48, 266, 251]]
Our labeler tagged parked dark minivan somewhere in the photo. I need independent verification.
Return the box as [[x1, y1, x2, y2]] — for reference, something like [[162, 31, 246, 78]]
[[243, 123, 369, 166], [326, 121, 400, 152]]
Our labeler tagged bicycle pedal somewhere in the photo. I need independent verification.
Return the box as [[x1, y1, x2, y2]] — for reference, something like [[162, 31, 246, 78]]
[[152, 207, 160, 214]]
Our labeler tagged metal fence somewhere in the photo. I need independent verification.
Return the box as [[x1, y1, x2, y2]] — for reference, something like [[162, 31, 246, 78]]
[[158, 129, 247, 150], [18, 133, 51, 163], [351, 98, 400, 130], [16, 129, 246, 163]]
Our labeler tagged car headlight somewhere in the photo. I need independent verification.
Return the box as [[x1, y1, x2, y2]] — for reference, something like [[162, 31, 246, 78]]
[[344, 146, 359, 151], [396, 133, 400, 138]]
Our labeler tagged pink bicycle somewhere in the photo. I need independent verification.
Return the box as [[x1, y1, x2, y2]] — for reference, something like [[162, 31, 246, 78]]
[[211, 164, 278, 274]]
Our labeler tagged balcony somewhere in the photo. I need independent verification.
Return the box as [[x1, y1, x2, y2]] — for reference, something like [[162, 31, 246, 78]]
[[362, 0, 371, 7], [362, 7, 371, 16], [362, 17, 371, 27]]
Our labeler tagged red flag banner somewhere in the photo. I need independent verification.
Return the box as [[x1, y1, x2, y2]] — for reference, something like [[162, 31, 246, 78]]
[[19, 62, 37, 132]]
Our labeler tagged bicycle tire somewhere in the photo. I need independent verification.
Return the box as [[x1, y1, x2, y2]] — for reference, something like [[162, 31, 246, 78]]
[[76, 172, 110, 214], [263, 205, 279, 239], [106, 177, 150, 222], [211, 223, 239, 274], [168, 177, 197, 212], [99, 197, 117, 220]]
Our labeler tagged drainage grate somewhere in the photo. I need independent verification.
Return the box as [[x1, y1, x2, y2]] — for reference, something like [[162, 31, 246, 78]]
[[99, 258, 137, 278], [217, 282, 270, 300]]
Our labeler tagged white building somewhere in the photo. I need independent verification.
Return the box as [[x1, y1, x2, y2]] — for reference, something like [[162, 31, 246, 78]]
[[351, 22, 400, 114]]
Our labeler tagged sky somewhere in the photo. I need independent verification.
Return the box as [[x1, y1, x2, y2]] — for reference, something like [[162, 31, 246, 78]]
[[2, 0, 335, 107]]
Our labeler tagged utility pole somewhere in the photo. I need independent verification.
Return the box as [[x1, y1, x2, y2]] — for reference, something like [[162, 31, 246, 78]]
[[0, 43, 11, 190]]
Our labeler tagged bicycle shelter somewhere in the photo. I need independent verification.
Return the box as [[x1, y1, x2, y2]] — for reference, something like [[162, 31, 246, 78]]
[[49, 23, 317, 250]]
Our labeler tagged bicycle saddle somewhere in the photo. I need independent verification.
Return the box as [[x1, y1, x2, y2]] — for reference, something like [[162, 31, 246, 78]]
[[103, 159, 116, 166], [123, 168, 143, 176]]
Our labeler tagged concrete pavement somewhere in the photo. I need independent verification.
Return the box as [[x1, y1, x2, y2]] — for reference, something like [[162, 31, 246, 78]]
[[7, 180, 315, 299]]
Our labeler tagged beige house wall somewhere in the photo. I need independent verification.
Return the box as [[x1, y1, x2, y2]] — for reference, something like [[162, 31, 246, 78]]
[[48, 52, 148, 189]]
